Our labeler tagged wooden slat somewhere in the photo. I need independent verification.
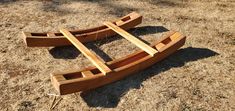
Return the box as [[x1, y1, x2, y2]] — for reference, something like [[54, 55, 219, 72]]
[[155, 43, 165, 51], [81, 71, 94, 77], [60, 29, 112, 75], [22, 32, 32, 37], [104, 21, 158, 56], [53, 75, 66, 81], [47, 32, 56, 37]]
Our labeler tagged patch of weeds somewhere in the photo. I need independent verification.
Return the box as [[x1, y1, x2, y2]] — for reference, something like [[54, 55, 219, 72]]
[[218, 31, 233, 39], [216, 94, 227, 99], [18, 101, 35, 111], [180, 102, 191, 111], [192, 88, 203, 98], [162, 89, 178, 100], [176, 15, 207, 23], [218, 31, 234, 45], [170, 91, 177, 99], [0, 49, 7, 53], [214, 60, 223, 64], [149, 0, 187, 8], [195, 108, 207, 111], [216, 3, 229, 8], [231, 38, 235, 45]]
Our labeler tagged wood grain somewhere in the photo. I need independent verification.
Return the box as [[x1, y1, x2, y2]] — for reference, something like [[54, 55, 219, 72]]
[[51, 31, 186, 95], [60, 29, 112, 75], [23, 12, 142, 47], [81, 71, 94, 77], [104, 21, 158, 56]]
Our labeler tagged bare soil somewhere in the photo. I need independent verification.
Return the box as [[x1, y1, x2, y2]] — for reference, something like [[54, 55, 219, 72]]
[[0, 0, 234, 110]]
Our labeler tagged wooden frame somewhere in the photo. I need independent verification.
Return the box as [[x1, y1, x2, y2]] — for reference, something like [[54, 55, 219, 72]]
[[22, 12, 186, 95], [22, 12, 142, 47], [60, 29, 111, 74], [104, 21, 158, 56], [51, 31, 186, 95]]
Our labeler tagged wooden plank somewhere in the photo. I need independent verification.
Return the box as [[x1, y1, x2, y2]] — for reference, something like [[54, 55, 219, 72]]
[[23, 12, 142, 47], [104, 22, 158, 56], [47, 32, 56, 37], [155, 43, 165, 51], [81, 71, 94, 77], [53, 75, 66, 81], [22, 32, 32, 37], [52, 32, 186, 95], [60, 29, 112, 75]]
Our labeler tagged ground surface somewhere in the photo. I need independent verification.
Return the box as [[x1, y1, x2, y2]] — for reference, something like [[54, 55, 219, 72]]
[[0, 0, 234, 110]]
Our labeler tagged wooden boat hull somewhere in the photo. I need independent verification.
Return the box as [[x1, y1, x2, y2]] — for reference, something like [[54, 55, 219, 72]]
[[22, 12, 142, 47], [51, 31, 186, 95]]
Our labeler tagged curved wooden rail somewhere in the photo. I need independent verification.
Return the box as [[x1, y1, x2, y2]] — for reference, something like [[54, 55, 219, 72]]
[[22, 12, 142, 47], [51, 31, 186, 95]]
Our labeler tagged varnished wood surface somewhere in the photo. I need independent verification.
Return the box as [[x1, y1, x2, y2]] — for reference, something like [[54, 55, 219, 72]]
[[60, 29, 112, 75], [104, 21, 158, 56], [23, 12, 142, 47], [51, 31, 186, 95]]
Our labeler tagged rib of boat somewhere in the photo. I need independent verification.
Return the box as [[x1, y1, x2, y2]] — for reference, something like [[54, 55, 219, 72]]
[[51, 21, 186, 95], [22, 12, 142, 47]]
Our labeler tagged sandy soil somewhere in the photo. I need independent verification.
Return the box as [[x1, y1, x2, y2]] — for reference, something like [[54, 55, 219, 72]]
[[0, 0, 234, 110]]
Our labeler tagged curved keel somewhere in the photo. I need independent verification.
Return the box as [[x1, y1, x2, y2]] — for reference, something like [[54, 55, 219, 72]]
[[51, 31, 186, 95], [22, 12, 142, 47]]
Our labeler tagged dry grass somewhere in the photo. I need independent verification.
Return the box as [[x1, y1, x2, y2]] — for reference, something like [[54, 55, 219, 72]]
[[0, 0, 234, 110]]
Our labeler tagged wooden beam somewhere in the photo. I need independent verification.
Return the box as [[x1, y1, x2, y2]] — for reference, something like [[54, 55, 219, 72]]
[[104, 22, 158, 56], [60, 29, 112, 75]]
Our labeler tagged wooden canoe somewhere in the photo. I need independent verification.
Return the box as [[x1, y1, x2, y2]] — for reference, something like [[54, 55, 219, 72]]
[[51, 31, 186, 95], [22, 12, 142, 47]]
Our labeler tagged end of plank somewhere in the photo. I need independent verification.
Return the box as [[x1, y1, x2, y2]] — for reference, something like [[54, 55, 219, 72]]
[[60, 28, 112, 75], [21, 32, 32, 46]]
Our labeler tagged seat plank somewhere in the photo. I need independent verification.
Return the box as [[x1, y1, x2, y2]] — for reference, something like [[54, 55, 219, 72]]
[[60, 29, 112, 75], [104, 22, 158, 56]]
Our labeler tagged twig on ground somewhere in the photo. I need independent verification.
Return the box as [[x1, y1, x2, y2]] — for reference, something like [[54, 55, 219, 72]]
[[49, 96, 56, 110], [51, 97, 63, 110]]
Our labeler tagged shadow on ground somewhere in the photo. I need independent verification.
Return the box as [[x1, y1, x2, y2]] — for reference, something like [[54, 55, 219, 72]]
[[39, 0, 186, 16], [48, 25, 218, 108], [49, 25, 168, 60], [0, 0, 185, 16], [40, 0, 139, 16], [80, 47, 218, 108]]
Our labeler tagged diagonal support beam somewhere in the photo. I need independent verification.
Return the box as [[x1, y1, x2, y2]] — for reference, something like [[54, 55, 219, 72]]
[[104, 22, 158, 56], [60, 29, 112, 75]]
